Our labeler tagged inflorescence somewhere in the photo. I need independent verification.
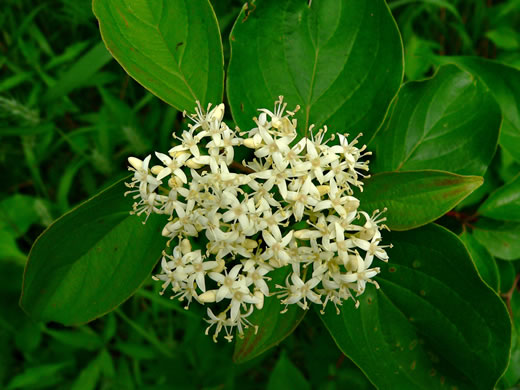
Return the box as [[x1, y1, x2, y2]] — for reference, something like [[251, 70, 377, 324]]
[[125, 97, 390, 342]]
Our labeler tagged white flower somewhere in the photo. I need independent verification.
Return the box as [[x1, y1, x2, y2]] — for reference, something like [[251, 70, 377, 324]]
[[127, 98, 390, 342], [184, 250, 217, 292], [262, 230, 293, 267], [154, 151, 189, 183], [127, 155, 161, 193], [209, 264, 243, 302], [278, 272, 322, 311]]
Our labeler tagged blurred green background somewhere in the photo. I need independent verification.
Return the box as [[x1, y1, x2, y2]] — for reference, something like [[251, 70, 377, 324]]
[[1, 0, 519, 389]]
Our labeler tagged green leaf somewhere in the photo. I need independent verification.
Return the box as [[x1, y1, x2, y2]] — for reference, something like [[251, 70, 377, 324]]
[[499, 290, 520, 388], [267, 351, 311, 390], [0, 194, 40, 237], [478, 174, 520, 222], [20, 178, 166, 325], [403, 35, 438, 81], [459, 231, 499, 291], [233, 268, 307, 363], [0, 230, 26, 264], [42, 326, 104, 350], [389, 0, 462, 21], [498, 148, 520, 184], [358, 170, 483, 231], [472, 218, 520, 261], [371, 64, 501, 175], [70, 355, 101, 390], [438, 57, 520, 163], [93, 0, 224, 111], [456, 168, 500, 210], [485, 28, 520, 51], [227, 0, 403, 141], [321, 224, 510, 390], [496, 259, 516, 294], [6, 362, 71, 390], [42, 42, 113, 102]]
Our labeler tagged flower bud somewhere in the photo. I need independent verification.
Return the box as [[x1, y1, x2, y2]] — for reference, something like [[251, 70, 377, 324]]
[[186, 159, 204, 169], [180, 239, 192, 254], [243, 239, 258, 249], [317, 185, 329, 196], [128, 157, 143, 170], [151, 165, 163, 175], [198, 290, 217, 303], [209, 103, 225, 122], [254, 291, 265, 310]]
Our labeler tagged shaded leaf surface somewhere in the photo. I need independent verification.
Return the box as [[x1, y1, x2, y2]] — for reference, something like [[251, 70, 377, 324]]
[[371, 64, 501, 176], [439, 57, 520, 163], [21, 179, 166, 325], [233, 268, 306, 363], [321, 224, 510, 390], [267, 351, 311, 390], [472, 218, 520, 261], [478, 174, 520, 222], [358, 170, 482, 231], [227, 0, 403, 141], [459, 231, 499, 291]]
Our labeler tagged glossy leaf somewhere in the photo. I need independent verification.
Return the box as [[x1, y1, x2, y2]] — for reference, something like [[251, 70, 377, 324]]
[[371, 64, 501, 175], [456, 168, 500, 210], [459, 231, 499, 291], [478, 174, 520, 222], [20, 178, 166, 325], [438, 57, 520, 163], [233, 268, 307, 363], [227, 0, 403, 141], [93, 0, 224, 111], [321, 224, 510, 390], [358, 170, 483, 231], [472, 218, 520, 261]]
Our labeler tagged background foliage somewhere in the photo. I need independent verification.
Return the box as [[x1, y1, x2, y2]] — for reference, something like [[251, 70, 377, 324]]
[[1, 0, 520, 388]]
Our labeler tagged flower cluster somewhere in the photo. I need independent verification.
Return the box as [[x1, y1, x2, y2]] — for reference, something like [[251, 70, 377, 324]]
[[126, 97, 390, 342]]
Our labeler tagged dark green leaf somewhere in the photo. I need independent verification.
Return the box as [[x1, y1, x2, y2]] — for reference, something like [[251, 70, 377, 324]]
[[478, 174, 520, 222], [233, 268, 306, 363], [93, 0, 224, 111], [14, 320, 41, 353], [371, 64, 501, 175], [496, 259, 516, 294], [472, 218, 520, 261], [227, 0, 403, 141], [20, 178, 166, 325], [459, 231, 499, 291], [42, 327, 104, 350], [438, 57, 520, 163], [70, 355, 101, 390], [500, 290, 520, 388], [358, 170, 483, 231], [498, 149, 520, 184], [321, 224, 510, 390], [267, 351, 311, 390], [6, 362, 70, 390], [389, 0, 462, 21]]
